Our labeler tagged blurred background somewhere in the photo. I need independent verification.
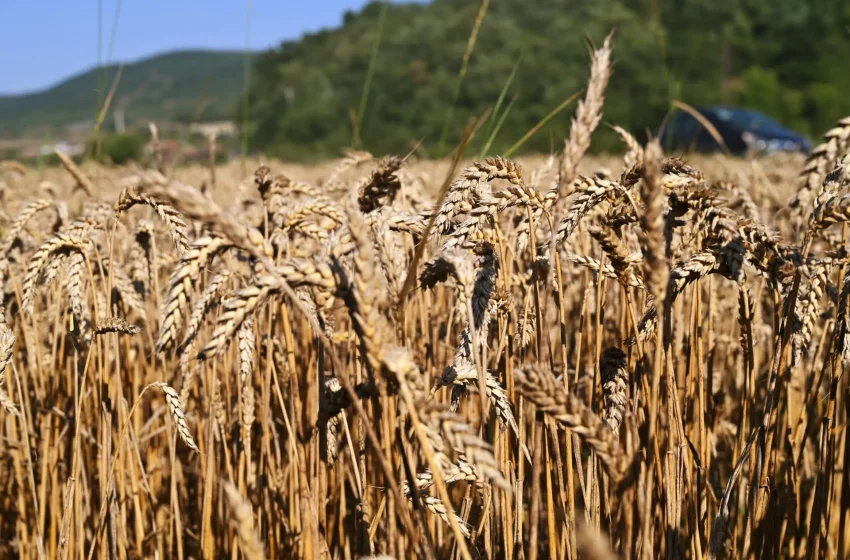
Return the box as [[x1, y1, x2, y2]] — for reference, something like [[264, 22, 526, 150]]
[[1, 0, 849, 165]]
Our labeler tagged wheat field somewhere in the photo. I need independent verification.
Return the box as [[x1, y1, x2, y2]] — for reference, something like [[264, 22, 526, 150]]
[[1, 39, 850, 560]]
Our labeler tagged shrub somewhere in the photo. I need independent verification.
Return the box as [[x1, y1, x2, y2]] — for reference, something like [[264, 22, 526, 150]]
[[88, 133, 144, 165]]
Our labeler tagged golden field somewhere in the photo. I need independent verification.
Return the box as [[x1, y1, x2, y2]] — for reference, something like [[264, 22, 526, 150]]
[[0, 39, 849, 560]]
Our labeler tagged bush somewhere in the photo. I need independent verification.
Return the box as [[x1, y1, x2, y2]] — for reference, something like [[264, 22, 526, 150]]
[[88, 133, 144, 165]]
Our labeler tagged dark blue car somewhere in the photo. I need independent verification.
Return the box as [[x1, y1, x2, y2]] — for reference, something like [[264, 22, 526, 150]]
[[660, 106, 812, 156]]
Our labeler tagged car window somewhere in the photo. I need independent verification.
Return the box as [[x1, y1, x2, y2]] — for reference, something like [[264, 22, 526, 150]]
[[712, 108, 784, 135]]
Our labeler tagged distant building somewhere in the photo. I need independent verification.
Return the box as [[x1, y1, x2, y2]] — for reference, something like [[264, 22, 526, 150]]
[[54, 141, 85, 157], [20, 141, 85, 160], [189, 121, 237, 138]]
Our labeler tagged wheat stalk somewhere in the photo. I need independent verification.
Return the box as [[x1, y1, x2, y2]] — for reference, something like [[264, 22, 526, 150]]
[[515, 365, 630, 481], [156, 235, 233, 353], [223, 482, 266, 560], [0, 326, 17, 415], [94, 317, 141, 336], [115, 186, 191, 253], [157, 382, 200, 452]]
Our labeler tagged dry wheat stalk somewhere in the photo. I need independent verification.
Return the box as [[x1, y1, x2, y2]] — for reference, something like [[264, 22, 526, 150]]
[[2, 37, 850, 560], [552, 176, 620, 247], [638, 140, 668, 303], [156, 382, 200, 452], [135, 177, 273, 269], [325, 149, 375, 189], [0, 199, 62, 255], [358, 155, 403, 213], [625, 295, 657, 346], [129, 220, 154, 295], [439, 360, 519, 437], [668, 246, 744, 301], [611, 125, 644, 170], [589, 225, 639, 287], [515, 365, 629, 481], [254, 165, 286, 214], [115, 186, 191, 253], [788, 116, 850, 220], [198, 275, 279, 360], [335, 208, 390, 375], [810, 191, 850, 231], [419, 494, 471, 538], [790, 264, 829, 365], [223, 482, 266, 560], [836, 269, 850, 363], [102, 263, 148, 322], [55, 150, 94, 196], [560, 252, 644, 289], [600, 347, 628, 433], [180, 270, 232, 351], [66, 250, 91, 341], [0, 326, 16, 415], [156, 235, 233, 353], [279, 199, 345, 231], [433, 157, 523, 235], [419, 401, 509, 492], [420, 249, 476, 304], [94, 317, 141, 336], [557, 31, 613, 197], [238, 316, 256, 454], [21, 232, 92, 314]]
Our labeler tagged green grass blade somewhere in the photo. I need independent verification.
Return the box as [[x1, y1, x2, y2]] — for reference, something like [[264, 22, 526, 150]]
[[355, 2, 388, 149], [480, 95, 517, 158], [437, 0, 490, 155], [479, 52, 523, 158], [504, 89, 582, 158]]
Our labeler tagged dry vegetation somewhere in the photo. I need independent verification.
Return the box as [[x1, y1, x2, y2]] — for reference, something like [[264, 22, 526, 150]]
[[2, 39, 850, 560]]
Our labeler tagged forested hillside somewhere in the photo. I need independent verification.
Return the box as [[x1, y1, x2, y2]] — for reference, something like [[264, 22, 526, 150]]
[[243, 0, 850, 160], [0, 50, 247, 135]]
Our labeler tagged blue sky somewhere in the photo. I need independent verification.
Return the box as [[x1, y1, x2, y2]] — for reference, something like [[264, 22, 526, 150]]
[[0, 1, 403, 95]]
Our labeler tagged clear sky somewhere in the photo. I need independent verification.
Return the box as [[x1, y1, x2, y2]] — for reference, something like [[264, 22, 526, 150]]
[[0, 1, 400, 95]]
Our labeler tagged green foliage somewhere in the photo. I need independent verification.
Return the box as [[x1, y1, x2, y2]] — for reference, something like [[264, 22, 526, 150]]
[[737, 66, 783, 117], [242, 0, 850, 160], [89, 133, 144, 165]]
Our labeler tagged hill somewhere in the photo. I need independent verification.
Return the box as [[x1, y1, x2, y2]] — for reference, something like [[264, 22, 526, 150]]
[[0, 50, 249, 137], [243, 0, 850, 160]]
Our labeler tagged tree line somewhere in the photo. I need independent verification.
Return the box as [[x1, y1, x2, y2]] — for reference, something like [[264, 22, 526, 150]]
[[241, 0, 850, 161]]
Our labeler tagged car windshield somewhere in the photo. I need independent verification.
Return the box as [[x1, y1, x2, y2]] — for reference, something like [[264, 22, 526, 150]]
[[710, 107, 787, 135]]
